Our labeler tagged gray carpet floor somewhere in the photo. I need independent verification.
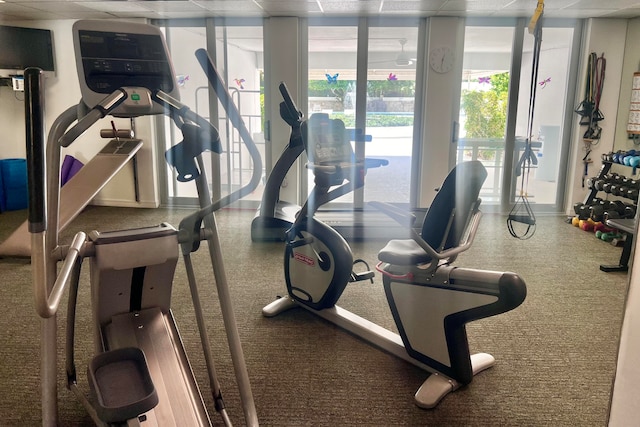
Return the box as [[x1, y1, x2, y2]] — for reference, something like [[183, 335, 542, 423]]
[[0, 206, 629, 426]]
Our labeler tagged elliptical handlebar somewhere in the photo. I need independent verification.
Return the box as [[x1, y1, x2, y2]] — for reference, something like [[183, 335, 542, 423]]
[[24, 68, 46, 233], [194, 48, 263, 210], [58, 89, 128, 148]]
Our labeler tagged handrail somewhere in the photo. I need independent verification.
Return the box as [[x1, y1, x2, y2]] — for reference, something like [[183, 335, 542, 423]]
[[35, 232, 86, 318], [31, 88, 128, 319], [371, 199, 482, 263], [410, 210, 482, 262], [195, 48, 263, 208], [58, 90, 127, 147]]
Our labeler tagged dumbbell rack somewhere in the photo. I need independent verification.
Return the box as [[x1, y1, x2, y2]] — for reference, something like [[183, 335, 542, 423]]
[[584, 161, 639, 207]]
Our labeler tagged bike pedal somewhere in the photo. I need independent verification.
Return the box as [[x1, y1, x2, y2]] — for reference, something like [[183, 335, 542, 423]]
[[350, 270, 374, 283]]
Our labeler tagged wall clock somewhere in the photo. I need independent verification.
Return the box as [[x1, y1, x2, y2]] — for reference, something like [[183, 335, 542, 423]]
[[429, 46, 454, 74]]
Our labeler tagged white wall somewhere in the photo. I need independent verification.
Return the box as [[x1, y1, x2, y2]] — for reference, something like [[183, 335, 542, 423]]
[[418, 17, 465, 206], [264, 17, 301, 204], [0, 85, 25, 159], [610, 228, 640, 425], [1, 19, 160, 208], [565, 19, 628, 213], [608, 17, 640, 426], [614, 18, 640, 151]]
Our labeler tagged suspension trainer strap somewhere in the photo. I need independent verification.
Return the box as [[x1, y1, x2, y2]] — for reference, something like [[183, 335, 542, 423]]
[[508, 1, 543, 239]]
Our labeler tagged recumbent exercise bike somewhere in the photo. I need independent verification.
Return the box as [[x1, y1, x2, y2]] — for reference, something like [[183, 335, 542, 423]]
[[263, 110, 527, 408]]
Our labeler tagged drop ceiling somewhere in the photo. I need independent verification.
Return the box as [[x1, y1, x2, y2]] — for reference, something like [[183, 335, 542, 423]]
[[2, 0, 640, 21]]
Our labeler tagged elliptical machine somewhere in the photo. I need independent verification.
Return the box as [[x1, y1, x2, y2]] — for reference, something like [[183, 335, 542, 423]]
[[263, 112, 527, 408], [29, 21, 259, 426]]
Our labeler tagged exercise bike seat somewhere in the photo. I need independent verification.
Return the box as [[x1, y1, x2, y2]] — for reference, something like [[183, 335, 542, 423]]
[[378, 160, 487, 267], [378, 239, 432, 265]]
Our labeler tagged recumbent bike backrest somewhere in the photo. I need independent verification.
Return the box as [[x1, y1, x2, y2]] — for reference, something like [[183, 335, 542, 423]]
[[421, 160, 487, 253]]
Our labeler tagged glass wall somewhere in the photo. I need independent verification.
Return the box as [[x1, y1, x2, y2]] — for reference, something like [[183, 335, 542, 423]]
[[365, 26, 419, 204], [514, 26, 575, 207], [458, 25, 515, 204], [307, 20, 420, 208], [161, 20, 265, 206], [458, 20, 579, 211]]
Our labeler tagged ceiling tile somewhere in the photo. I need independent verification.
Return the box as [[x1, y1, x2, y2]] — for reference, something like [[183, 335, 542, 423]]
[[255, 0, 321, 13], [1, 0, 640, 21], [0, 7, 63, 19], [78, 1, 151, 13], [193, 0, 264, 13], [440, 0, 515, 12], [566, 0, 640, 9], [546, 8, 616, 18], [321, 1, 380, 14], [381, 0, 445, 12], [602, 7, 640, 18], [21, 1, 96, 12], [504, 0, 581, 10], [130, 0, 205, 12]]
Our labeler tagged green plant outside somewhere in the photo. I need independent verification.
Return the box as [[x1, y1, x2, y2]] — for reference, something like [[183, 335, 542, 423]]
[[259, 75, 415, 129], [461, 72, 509, 138], [309, 79, 415, 127], [460, 72, 510, 160], [331, 112, 413, 128], [308, 79, 415, 99]]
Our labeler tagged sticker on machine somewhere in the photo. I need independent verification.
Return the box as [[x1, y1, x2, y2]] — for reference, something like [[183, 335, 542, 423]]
[[293, 252, 315, 266]]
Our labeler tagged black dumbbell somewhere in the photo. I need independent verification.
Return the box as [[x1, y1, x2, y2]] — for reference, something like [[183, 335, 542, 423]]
[[624, 204, 637, 218], [590, 204, 605, 222]]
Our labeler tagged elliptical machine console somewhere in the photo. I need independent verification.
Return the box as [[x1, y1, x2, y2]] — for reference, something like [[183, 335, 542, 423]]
[[73, 20, 180, 116]]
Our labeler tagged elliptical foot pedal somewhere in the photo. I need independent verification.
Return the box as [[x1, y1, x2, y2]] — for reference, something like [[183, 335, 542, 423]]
[[88, 347, 158, 423]]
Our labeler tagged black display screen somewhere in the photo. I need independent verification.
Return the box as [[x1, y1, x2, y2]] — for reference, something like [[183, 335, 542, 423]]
[[78, 30, 174, 94], [0, 26, 55, 71]]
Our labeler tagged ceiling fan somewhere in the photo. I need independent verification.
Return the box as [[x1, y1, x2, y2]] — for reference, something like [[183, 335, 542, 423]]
[[369, 39, 417, 67]]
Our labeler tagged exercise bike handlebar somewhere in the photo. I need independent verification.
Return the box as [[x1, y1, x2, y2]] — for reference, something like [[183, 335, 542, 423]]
[[307, 161, 363, 174], [278, 82, 303, 125], [410, 208, 482, 263]]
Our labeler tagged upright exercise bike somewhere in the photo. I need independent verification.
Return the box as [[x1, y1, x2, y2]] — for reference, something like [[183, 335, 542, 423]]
[[29, 20, 259, 426], [250, 82, 306, 241], [250, 83, 388, 242], [263, 113, 527, 408]]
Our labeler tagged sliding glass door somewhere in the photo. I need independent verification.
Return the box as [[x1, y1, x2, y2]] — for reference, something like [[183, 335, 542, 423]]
[[307, 18, 421, 209], [458, 19, 581, 211], [159, 19, 265, 207]]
